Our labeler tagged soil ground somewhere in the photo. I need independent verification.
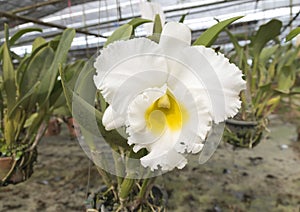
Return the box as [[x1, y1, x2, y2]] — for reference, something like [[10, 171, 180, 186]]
[[0, 116, 300, 212]]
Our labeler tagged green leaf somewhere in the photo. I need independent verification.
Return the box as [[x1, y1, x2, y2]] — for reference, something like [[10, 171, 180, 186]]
[[290, 87, 300, 94], [42, 28, 75, 105], [128, 18, 152, 28], [24, 113, 38, 128], [286, 27, 300, 42], [153, 14, 162, 35], [104, 24, 133, 47], [2, 42, 17, 112], [8, 81, 40, 118], [179, 13, 189, 23], [32, 37, 46, 52], [275, 65, 295, 94], [10, 28, 42, 46], [20, 47, 54, 101], [250, 19, 282, 58], [148, 14, 163, 43], [50, 60, 85, 110], [193, 16, 243, 47], [59, 57, 128, 150], [259, 45, 279, 62]]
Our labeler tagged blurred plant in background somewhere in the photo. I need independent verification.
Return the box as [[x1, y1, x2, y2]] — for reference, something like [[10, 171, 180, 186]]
[[0, 25, 75, 186], [223, 20, 300, 148]]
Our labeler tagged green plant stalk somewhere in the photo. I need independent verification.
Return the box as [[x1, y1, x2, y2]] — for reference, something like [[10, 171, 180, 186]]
[[119, 177, 136, 201], [137, 177, 156, 200], [95, 166, 114, 189], [112, 147, 125, 189]]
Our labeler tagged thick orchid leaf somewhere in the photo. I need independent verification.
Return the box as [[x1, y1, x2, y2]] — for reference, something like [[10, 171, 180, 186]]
[[59, 57, 129, 150], [128, 18, 152, 28], [275, 66, 295, 94], [2, 42, 16, 112], [179, 13, 189, 23], [153, 14, 162, 35], [286, 27, 300, 42], [32, 37, 46, 52], [104, 24, 133, 47], [8, 81, 40, 118], [50, 60, 85, 110], [20, 47, 54, 101], [10, 28, 42, 46], [291, 87, 300, 94], [193, 16, 243, 47], [250, 19, 282, 58], [42, 28, 75, 105], [259, 45, 279, 62], [148, 14, 163, 43]]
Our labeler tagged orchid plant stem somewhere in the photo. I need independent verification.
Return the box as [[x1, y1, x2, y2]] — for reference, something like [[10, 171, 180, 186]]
[[119, 177, 136, 209], [137, 177, 156, 200], [95, 166, 113, 189], [112, 147, 125, 189]]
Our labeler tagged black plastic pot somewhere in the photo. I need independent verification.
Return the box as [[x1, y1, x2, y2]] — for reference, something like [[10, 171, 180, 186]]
[[86, 184, 168, 212]]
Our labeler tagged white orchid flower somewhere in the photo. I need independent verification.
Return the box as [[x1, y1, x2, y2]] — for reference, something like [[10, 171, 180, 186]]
[[94, 22, 245, 171], [139, 1, 165, 35]]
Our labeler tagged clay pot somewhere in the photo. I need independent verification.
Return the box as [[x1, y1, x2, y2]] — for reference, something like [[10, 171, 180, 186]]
[[0, 148, 37, 186], [65, 117, 81, 139], [45, 117, 62, 136]]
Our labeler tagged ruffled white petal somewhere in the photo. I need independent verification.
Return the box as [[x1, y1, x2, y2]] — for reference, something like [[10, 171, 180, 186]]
[[126, 85, 167, 149], [191, 46, 246, 122], [94, 38, 168, 124], [166, 85, 212, 154], [140, 130, 187, 171], [164, 45, 245, 125], [102, 105, 125, 131]]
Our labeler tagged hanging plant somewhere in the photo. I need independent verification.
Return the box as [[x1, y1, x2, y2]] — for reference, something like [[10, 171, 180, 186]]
[[0, 25, 75, 186]]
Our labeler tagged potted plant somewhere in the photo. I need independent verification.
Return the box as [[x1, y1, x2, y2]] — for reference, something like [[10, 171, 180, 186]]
[[0, 24, 75, 186], [223, 20, 300, 148], [59, 15, 245, 211]]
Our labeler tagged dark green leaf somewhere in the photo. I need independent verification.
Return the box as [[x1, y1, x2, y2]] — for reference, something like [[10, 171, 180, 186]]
[[250, 19, 282, 58], [179, 13, 189, 23], [10, 28, 42, 46], [193, 16, 243, 47], [42, 28, 75, 105], [2, 42, 16, 112], [20, 47, 54, 101], [8, 81, 40, 118]]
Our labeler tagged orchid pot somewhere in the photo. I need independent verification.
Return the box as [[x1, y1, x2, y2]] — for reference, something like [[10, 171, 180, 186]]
[[0, 25, 75, 185], [0, 146, 37, 186], [223, 118, 264, 148], [223, 19, 300, 148]]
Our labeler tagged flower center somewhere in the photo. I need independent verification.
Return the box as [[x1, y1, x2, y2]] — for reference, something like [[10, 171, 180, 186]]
[[145, 91, 188, 134]]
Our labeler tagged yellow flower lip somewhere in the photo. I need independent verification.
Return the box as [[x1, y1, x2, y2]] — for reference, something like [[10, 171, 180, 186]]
[[145, 91, 188, 134]]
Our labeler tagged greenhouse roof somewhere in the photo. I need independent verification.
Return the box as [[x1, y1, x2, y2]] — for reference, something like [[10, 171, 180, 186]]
[[0, 0, 299, 58]]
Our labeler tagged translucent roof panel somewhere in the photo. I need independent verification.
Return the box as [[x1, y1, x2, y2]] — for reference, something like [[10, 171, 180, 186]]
[[0, 0, 299, 58]]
